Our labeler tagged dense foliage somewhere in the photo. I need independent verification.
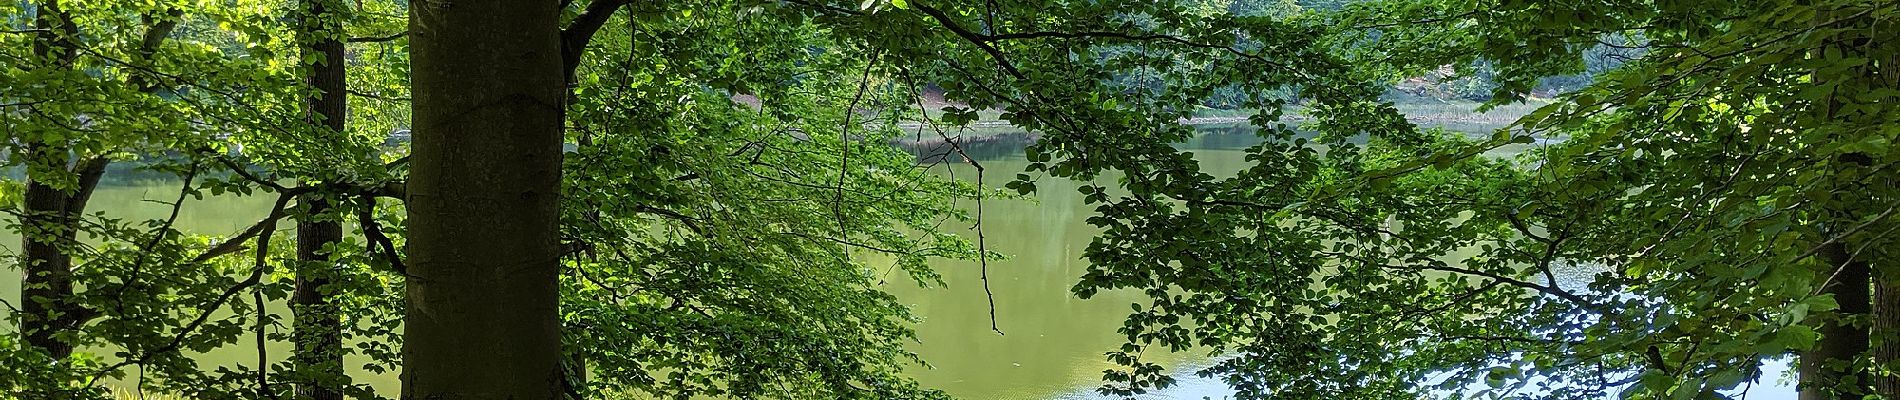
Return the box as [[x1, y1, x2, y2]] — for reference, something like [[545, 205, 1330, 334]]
[[1070, 0, 1900, 399], [6, 0, 1894, 399], [3, 0, 986, 398]]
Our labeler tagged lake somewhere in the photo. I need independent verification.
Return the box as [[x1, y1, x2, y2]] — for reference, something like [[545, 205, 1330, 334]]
[[2, 124, 1797, 399]]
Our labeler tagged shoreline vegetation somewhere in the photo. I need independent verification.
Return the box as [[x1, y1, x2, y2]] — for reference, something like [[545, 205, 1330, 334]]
[[889, 97, 1545, 150]]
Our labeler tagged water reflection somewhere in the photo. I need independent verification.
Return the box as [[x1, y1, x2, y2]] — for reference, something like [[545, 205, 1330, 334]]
[[3, 122, 1799, 399], [884, 123, 1796, 400], [881, 125, 1269, 399]]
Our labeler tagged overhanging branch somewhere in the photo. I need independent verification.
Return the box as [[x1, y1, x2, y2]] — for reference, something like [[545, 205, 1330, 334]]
[[561, 0, 632, 79]]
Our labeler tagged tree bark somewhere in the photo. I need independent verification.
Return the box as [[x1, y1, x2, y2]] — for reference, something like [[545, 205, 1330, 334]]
[[293, 201, 344, 400], [17, 0, 104, 362], [1875, 275, 1900, 397], [291, 0, 348, 399], [1801, 242, 1871, 400], [18, 151, 107, 361], [1869, 15, 1900, 398], [402, 0, 566, 398]]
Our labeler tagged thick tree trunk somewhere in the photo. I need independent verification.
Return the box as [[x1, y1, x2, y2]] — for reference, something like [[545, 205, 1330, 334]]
[[1800, 241, 1871, 400], [18, 184, 77, 360], [402, 0, 566, 398], [18, 151, 107, 361], [1799, 9, 1883, 396], [291, 0, 348, 398], [16, 0, 98, 363]]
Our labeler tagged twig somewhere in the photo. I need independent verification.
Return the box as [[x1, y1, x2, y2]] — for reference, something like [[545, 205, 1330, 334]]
[[345, 88, 410, 102], [347, 31, 405, 43]]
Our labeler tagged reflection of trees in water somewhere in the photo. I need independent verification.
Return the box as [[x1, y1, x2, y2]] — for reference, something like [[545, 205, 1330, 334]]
[[4, 153, 277, 188], [1178, 124, 1269, 151], [2, 157, 186, 185], [897, 124, 1287, 163], [898, 131, 1041, 163]]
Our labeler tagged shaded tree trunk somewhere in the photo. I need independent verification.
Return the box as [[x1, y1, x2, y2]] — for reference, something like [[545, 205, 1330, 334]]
[[1801, 242, 1871, 400], [1799, 9, 1886, 396], [291, 0, 348, 399], [402, 0, 566, 398], [293, 202, 344, 400], [1870, 17, 1900, 398], [1875, 276, 1900, 397], [17, 0, 105, 362], [19, 152, 108, 361]]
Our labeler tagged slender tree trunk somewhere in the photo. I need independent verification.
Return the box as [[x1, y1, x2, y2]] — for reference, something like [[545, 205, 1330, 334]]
[[293, 203, 344, 400], [1867, 18, 1900, 399], [403, 0, 566, 398], [291, 0, 349, 398]]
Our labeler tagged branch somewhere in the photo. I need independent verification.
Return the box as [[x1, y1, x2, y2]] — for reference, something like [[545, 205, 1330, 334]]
[[113, 162, 199, 313], [210, 154, 291, 192], [951, 26, 1306, 82], [65, 156, 112, 212], [89, 192, 292, 388], [1321, 249, 1599, 311], [780, 0, 865, 16], [899, 65, 1002, 335], [346, 88, 410, 102], [355, 194, 408, 275], [1400, 279, 1503, 320], [561, 0, 631, 78], [914, 3, 1025, 79], [347, 31, 406, 43], [1406, 263, 1595, 309], [371, 180, 407, 199], [632, 204, 704, 235], [1806, 203, 1900, 295], [1504, 202, 1553, 245], [32, 0, 81, 66], [136, 9, 184, 57], [129, 8, 185, 92], [192, 192, 302, 264]]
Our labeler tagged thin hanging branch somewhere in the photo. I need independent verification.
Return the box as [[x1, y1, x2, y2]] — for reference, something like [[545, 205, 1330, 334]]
[[898, 66, 1003, 335]]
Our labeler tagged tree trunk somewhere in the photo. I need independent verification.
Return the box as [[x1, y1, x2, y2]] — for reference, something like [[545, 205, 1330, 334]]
[[402, 0, 566, 398], [18, 151, 107, 361], [1798, 8, 1885, 396], [293, 203, 344, 400], [1869, 16, 1900, 398], [291, 0, 348, 398], [1875, 275, 1900, 397], [1801, 241, 1871, 400], [18, 1, 103, 361]]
